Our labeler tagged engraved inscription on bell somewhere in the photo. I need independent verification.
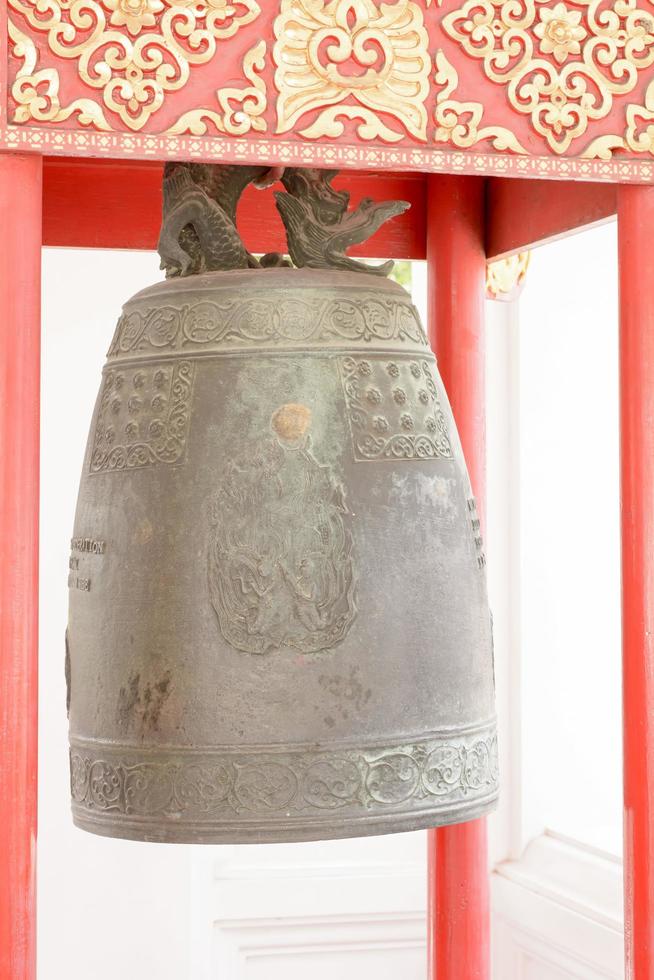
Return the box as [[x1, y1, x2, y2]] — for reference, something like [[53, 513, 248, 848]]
[[67, 535, 106, 594], [208, 402, 357, 655]]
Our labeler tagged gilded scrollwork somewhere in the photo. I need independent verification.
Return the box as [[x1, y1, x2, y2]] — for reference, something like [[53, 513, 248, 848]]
[[434, 50, 528, 153], [9, 19, 112, 129], [581, 133, 630, 158], [297, 105, 408, 144], [273, 0, 431, 142], [486, 252, 531, 299], [581, 80, 654, 158], [8, 0, 261, 132], [626, 79, 654, 155], [167, 41, 267, 136], [442, 0, 654, 155], [7, 0, 654, 177]]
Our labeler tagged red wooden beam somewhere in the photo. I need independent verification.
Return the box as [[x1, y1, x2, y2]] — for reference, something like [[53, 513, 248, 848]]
[[618, 184, 654, 980], [486, 178, 617, 260], [0, 153, 42, 980], [42, 158, 426, 259], [426, 174, 490, 980]]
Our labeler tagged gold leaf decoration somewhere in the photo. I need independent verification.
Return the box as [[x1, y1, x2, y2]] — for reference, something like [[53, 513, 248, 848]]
[[442, 0, 654, 155], [299, 105, 405, 142], [582, 134, 628, 159], [273, 0, 431, 142], [9, 18, 112, 130], [434, 50, 528, 153], [486, 252, 531, 300], [626, 79, 654, 155], [8, 0, 261, 132], [167, 40, 267, 136]]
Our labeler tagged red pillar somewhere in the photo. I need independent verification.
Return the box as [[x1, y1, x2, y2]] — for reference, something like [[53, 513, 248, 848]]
[[426, 174, 490, 980], [0, 153, 42, 980], [618, 184, 654, 980]]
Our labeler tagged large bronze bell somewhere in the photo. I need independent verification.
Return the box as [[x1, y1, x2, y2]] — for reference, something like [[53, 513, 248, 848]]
[[67, 166, 497, 843]]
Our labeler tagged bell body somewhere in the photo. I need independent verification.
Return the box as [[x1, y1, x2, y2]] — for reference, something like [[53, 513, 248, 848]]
[[67, 269, 497, 843]]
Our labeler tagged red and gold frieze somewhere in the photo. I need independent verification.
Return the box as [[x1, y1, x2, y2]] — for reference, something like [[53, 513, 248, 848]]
[[2, 0, 654, 181]]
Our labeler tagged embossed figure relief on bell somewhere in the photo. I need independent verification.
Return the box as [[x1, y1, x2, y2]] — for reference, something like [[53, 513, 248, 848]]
[[67, 165, 498, 843]]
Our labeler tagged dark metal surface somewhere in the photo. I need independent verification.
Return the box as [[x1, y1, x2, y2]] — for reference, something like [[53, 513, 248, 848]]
[[275, 169, 409, 276], [67, 268, 497, 843], [157, 163, 409, 279]]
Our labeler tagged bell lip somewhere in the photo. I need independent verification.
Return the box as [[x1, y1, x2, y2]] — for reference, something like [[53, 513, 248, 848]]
[[69, 721, 499, 843], [71, 793, 498, 845], [126, 267, 411, 308]]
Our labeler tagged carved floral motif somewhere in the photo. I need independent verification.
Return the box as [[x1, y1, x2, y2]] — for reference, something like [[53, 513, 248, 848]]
[[626, 79, 654, 154], [442, 0, 654, 155], [434, 50, 528, 153], [69, 727, 499, 822], [584, 75, 654, 158], [5, 0, 654, 173], [340, 355, 453, 461], [8, 0, 261, 131], [273, 0, 431, 142], [534, 3, 587, 63], [90, 360, 195, 471], [167, 40, 268, 136], [105, 0, 164, 35], [9, 19, 113, 129]]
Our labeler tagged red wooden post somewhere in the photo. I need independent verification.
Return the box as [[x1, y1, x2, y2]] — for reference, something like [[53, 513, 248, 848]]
[[426, 174, 490, 980], [0, 153, 42, 980], [618, 184, 654, 980]]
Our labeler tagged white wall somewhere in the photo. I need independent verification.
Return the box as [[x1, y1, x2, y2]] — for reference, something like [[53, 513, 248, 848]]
[[519, 222, 622, 858], [491, 223, 624, 980], [39, 249, 192, 980]]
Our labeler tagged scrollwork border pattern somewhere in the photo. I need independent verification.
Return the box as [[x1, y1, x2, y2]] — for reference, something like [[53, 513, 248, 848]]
[[70, 725, 499, 826], [9, 18, 113, 130], [8, 0, 261, 132], [167, 40, 268, 137], [434, 50, 528, 154], [107, 294, 428, 358]]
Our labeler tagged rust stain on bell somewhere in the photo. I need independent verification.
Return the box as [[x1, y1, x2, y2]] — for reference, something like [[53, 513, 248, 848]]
[[271, 402, 312, 442], [67, 165, 498, 843]]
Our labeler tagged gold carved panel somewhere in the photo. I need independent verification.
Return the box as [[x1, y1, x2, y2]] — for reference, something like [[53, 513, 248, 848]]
[[3, 0, 654, 181], [8, 0, 263, 133], [272, 0, 432, 143], [442, 0, 654, 156]]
